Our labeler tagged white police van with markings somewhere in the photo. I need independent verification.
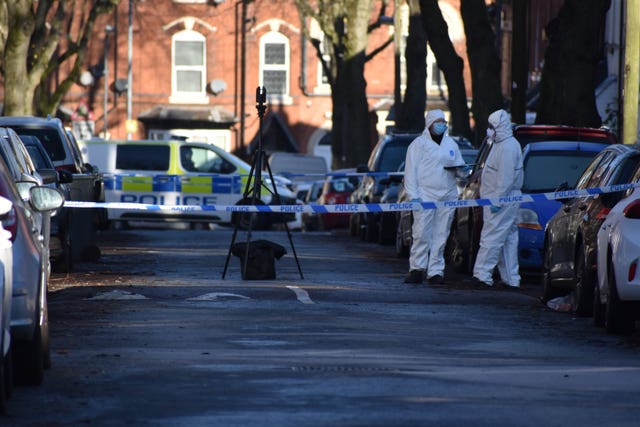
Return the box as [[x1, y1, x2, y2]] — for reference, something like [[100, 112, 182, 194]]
[[77, 139, 297, 229]]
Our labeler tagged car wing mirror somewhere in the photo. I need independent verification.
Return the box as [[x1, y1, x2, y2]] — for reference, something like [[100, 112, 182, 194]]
[[38, 168, 59, 185], [58, 170, 74, 184]]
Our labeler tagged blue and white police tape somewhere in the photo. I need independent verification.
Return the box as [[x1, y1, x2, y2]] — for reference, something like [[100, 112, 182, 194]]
[[63, 182, 640, 214]]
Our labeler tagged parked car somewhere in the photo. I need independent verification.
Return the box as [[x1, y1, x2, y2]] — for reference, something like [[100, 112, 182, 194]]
[[0, 196, 12, 413], [542, 143, 640, 317], [302, 170, 359, 231], [349, 132, 418, 242], [300, 179, 327, 231], [0, 156, 65, 386], [0, 116, 104, 263], [446, 125, 617, 274], [21, 134, 74, 272], [595, 173, 640, 334]]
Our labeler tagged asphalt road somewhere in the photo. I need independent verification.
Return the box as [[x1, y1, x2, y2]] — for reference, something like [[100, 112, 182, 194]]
[[4, 224, 640, 426]]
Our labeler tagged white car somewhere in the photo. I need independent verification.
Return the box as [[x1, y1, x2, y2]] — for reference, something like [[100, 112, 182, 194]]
[[0, 196, 13, 413], [595, 182, 640, 335]]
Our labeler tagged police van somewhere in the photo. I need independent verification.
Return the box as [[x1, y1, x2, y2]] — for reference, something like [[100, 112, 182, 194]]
[[77, 139, 298, 229]]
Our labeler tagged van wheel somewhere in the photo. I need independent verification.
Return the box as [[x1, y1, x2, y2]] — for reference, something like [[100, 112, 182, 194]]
[[232, 197, 271, 230]]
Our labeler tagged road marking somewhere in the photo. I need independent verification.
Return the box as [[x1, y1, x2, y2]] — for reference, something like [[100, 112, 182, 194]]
[[187, 292, 250, 301], [86, 290, 148, 300], [286, 286, 315, 304]]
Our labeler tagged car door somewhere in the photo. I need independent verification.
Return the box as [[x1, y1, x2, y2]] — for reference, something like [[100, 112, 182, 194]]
[[550, 150, 615, 280]]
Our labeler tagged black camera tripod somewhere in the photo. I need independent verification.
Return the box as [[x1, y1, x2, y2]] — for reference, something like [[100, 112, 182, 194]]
[[222, 86, 303, 279]]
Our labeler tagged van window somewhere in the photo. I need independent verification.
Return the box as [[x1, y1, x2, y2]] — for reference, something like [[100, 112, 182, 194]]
[[182, 146, 236, 174], [116, 145, 170, 171]]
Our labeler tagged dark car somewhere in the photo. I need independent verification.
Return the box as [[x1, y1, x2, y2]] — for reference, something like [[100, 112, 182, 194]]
[[21, 134, 75, 272], [349, 132, 419, 242], [542, 144, 640, 316], [446, 125, 617, 274]]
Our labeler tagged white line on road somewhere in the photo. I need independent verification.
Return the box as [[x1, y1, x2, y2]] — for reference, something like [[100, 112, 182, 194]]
[[286, 286, 315, 304]]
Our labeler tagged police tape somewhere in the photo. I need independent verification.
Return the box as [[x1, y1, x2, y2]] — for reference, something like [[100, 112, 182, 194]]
[[62, 182, 640, 214]]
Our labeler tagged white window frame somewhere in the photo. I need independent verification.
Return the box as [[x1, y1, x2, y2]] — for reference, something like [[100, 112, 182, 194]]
[[259, 31, 292, 104], [426, 46, 447, 95], [170, 30, 208, 104], [314, 34, 332, 95]]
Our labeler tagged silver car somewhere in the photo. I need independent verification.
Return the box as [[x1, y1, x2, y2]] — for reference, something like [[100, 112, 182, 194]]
[[0, 158, 64, 386]]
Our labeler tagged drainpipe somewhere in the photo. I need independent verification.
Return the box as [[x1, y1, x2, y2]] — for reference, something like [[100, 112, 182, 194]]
[[622, 0, 639, 145]]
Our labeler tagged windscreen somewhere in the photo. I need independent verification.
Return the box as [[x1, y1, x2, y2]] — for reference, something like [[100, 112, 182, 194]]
[[12, 128, 66, 162], [378, 139, 412, 172], [523, 150, 599, 193]]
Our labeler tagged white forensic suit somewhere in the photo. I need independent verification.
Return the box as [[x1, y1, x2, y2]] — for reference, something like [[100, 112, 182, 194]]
[[472, 109, 524, 287], [404, 109, 464, 280]]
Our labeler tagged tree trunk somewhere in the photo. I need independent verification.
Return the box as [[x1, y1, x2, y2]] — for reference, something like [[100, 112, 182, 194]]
[[419, 0, 471, 139], [3, 0, 37, 116], [397, 0, 427, 133], [536, 0, 611, 127], [460, 0, 504, 145]]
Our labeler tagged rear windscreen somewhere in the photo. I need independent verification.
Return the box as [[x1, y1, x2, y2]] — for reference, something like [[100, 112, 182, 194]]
[[12, 128, 66, 162], [523, 151, 599, 193], [116, 145, 170, 171], [378, 140, 412, 172]]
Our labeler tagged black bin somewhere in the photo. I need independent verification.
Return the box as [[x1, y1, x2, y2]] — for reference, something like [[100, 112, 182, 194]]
[[231, 239, 287, 280]]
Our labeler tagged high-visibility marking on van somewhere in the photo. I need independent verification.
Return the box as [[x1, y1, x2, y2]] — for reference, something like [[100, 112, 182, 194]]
[[104, 174, 245, 195]]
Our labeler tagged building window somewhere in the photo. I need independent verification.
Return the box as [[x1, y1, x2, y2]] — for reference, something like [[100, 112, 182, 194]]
[[426, 46, 447, 95], [171, 30, 207, 104], [315, 34, 332, 94], [260, 31, 290, 101]]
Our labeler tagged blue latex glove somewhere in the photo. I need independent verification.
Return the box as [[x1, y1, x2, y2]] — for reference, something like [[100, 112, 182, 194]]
[[490, 205, 502, 214], [410, 198, 422, 203]]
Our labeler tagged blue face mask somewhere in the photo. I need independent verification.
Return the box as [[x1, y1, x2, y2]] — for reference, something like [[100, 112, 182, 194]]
[[432, 122, 447, 136]]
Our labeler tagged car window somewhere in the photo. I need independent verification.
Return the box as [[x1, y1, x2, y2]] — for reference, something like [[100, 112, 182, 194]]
[[25, 145, 50, 170], [116, 145, 171, 171], [11, 127, 66, 162], [186, 146, 236, 174], [605, 155, 640, 206], [576, 151, 613, 190], [378, 141, 412, 172], [522, 150, 601, 193]]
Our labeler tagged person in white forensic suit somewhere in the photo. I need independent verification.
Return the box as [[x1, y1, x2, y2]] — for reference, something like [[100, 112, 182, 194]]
[[472, 109, 524, 288], [403, 109, 465, 285]]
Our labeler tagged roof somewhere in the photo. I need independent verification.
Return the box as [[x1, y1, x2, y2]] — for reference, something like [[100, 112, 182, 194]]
[[137, 105, 237, 129]]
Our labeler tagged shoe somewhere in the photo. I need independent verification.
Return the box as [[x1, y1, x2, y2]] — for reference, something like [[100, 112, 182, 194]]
[[404, 270, 424, 284], [470, 276, 492, 288], [428, 274, 444, 284], [496, 280, 520, 290]]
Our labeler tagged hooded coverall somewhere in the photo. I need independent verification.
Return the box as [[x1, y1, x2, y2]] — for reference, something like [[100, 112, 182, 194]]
[[472, 109, 524, 287], [404, 109, 464, 279]]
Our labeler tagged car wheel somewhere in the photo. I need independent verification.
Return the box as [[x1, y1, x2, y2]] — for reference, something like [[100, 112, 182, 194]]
[[348, 214, 358, 237], [446, 224, 469, 273], [3, 343, 12, 399], [0, 352, 5, 414], [395, 217, 409, 258], [377, 213, 395, 245], [593, 285, 605, 327], [542, 243, 564, 302], [605, 256, 634, 335], [364, 213, 378, 242], [573, 246, 594, 317], [13, 322, 45, 386]]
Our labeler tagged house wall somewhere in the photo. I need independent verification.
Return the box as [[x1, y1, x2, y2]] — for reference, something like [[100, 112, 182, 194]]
[[59, 0, 471, 161]]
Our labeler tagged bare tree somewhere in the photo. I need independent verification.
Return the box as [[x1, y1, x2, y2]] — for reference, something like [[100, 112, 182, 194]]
[[536, 0, 611, 127], [459, 0, 503, 145], [0, 0, 120, 116], [394, 0, 427, 133], [418, 0, 471, 139], [295, 0, 393, 169]]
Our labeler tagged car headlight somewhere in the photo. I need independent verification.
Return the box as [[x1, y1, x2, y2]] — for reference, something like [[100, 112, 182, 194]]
[[517, 208, 542, 230]]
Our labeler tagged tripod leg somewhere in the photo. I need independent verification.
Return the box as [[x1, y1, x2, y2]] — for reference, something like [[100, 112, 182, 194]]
[[222, 221, 240, 279]]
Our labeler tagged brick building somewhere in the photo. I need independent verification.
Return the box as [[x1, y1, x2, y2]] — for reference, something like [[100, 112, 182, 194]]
[[63, 0, 470, 165]]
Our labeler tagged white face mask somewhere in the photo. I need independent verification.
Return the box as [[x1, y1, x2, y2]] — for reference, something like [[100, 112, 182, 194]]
[[486, 127, 496, 140]]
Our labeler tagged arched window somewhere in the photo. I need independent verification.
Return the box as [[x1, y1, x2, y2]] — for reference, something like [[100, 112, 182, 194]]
[[171, 30, 207, 104], [260, 31, 290, 100]]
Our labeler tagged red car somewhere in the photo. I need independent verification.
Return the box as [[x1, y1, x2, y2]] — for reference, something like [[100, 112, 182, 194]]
[[303, 170, 360, 231]]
